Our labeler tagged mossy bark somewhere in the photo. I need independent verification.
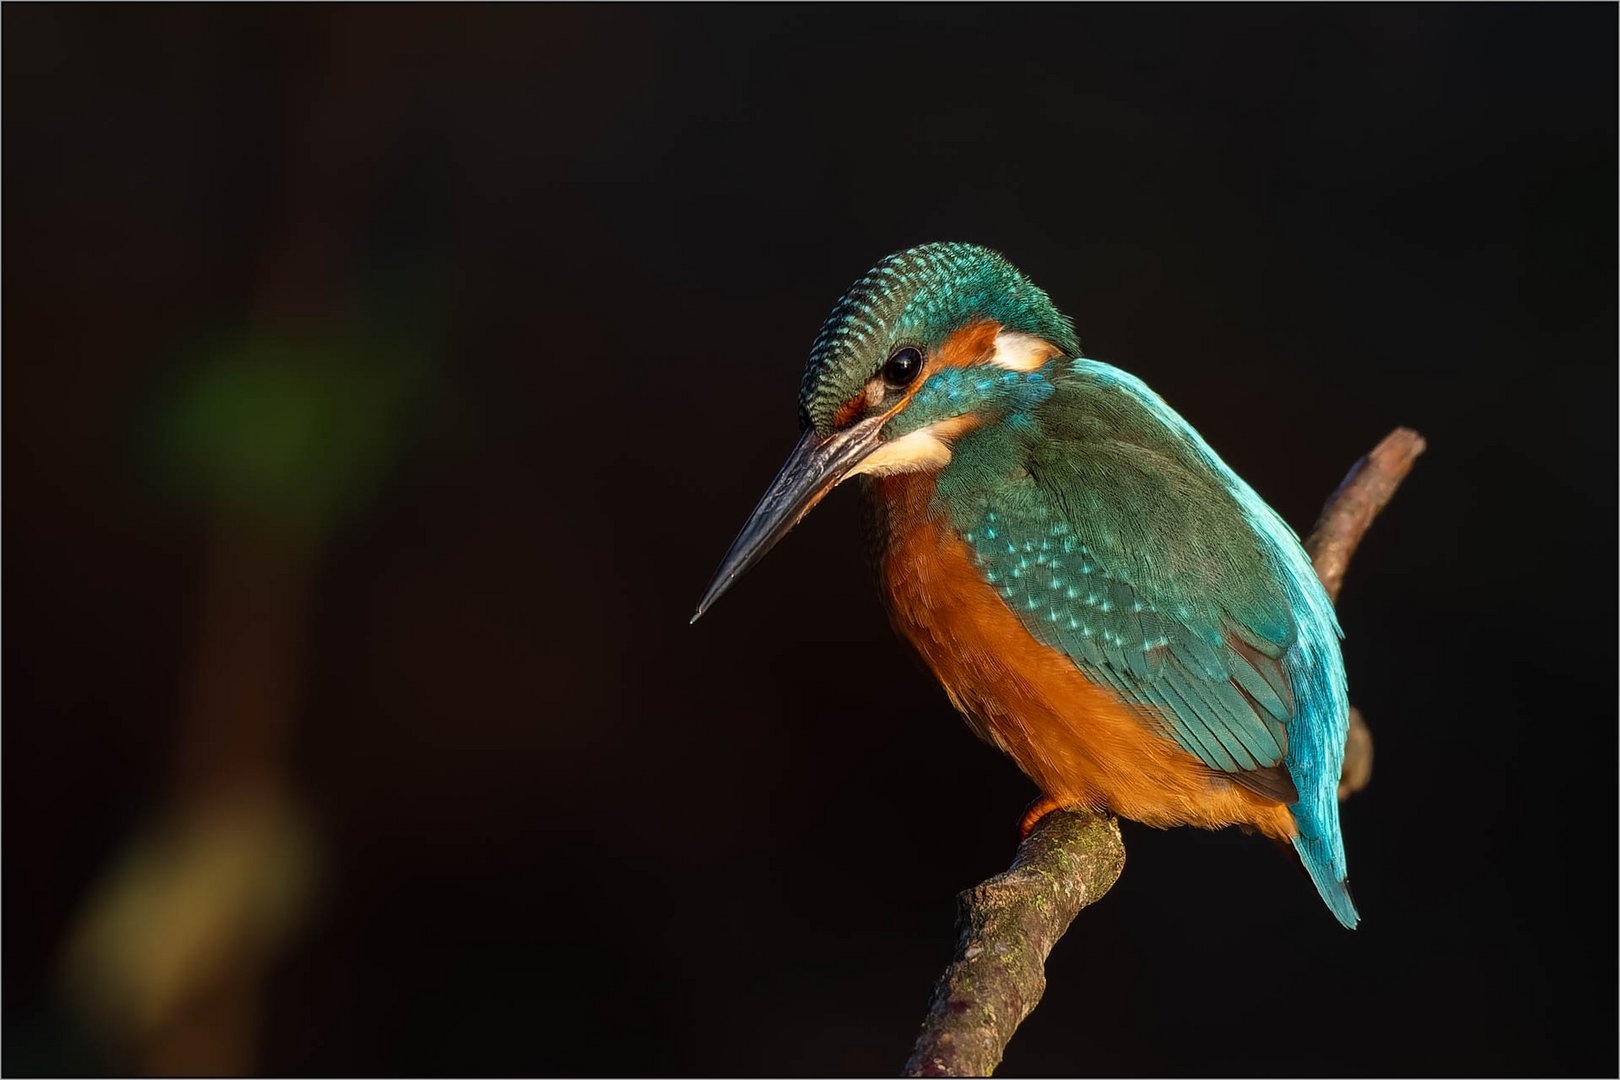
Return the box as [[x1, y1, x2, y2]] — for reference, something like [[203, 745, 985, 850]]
[[903, 810, 1125, 1078]]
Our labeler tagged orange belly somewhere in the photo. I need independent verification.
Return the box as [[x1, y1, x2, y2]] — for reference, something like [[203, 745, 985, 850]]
[[867, 473, 1296, 842]]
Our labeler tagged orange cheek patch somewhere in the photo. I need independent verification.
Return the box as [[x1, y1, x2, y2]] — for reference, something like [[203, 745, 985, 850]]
[[933, 320, 1003, 369]]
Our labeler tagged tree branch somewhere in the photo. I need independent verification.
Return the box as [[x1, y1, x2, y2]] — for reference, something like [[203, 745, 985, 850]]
[[903, 427, 1426, 1077], [1304, 427, 1427, 606], [902, 810, 1126, 1078]]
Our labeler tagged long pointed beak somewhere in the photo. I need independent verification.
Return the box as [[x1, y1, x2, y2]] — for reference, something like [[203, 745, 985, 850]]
[[691, 414, 886, 623]]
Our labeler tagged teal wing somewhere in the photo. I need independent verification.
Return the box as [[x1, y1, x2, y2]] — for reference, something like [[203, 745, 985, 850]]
[[934, 357, 1356, 926], [939, 402, 1303, 801], [959, 506, 1300, 799]]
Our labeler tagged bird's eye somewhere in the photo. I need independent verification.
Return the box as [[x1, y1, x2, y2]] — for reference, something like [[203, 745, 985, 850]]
[[882, 346, 923, 389]]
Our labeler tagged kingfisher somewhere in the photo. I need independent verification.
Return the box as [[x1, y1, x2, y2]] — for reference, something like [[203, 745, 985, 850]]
[[693, 242, 1358, 928]]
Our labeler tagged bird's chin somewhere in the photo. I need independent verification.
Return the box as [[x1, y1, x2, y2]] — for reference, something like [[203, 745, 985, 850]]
[[846, 415, 980, 479]]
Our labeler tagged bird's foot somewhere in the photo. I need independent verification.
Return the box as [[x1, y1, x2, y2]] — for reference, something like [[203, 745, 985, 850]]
[[1018, 795, 1067, 841]]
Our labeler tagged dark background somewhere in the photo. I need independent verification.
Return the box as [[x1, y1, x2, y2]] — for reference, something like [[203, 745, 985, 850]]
[[6, 6, 1616, 1076]]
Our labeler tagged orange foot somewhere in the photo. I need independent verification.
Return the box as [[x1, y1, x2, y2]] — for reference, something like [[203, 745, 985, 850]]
[[1018, 795, 1067, 841]]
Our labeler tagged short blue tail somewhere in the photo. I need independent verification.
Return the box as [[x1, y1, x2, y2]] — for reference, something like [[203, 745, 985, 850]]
[[1293, 833, 1360, 929]]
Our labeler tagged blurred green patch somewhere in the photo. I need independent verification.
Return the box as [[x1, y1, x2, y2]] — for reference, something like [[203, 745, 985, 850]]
[[150, 321, 429, 538]]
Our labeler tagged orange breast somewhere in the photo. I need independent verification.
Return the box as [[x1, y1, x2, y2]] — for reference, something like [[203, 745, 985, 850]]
[[867, 473, 1297, 841]]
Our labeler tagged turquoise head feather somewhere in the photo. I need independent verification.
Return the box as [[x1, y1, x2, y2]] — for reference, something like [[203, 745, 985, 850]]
[[798, 242, 1079, 435]]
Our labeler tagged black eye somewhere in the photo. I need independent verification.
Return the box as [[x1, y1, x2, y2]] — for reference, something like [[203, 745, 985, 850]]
[[882, 346, 923, 388]]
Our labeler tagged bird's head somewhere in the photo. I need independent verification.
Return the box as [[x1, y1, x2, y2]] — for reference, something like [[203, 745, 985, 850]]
[[693, 242, 1079, 621]]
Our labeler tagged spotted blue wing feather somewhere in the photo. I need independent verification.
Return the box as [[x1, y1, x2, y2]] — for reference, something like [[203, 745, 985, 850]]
[[963, 512, 1290, 777], [939, 358, 1358, 927]]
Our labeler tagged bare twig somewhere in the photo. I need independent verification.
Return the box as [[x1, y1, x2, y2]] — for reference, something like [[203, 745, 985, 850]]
[[1305, 427, 1428, 605], [903, 427, 1426, 1077]]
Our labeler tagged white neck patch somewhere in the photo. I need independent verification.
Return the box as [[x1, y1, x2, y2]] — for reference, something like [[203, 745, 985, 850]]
[[987, 330, 1061, 372]]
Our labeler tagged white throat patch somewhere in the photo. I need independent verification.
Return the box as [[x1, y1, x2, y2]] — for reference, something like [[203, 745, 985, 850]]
[[846, 415, 978, 479]]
